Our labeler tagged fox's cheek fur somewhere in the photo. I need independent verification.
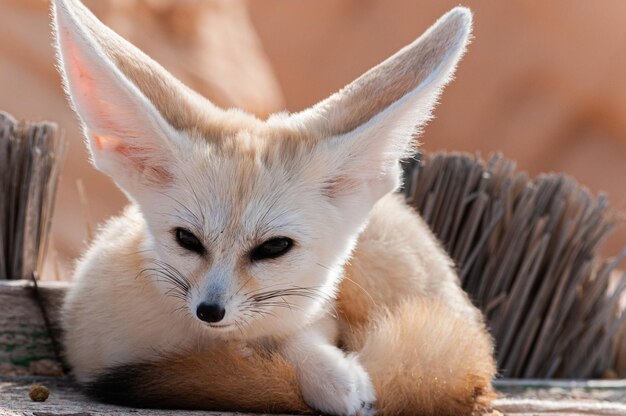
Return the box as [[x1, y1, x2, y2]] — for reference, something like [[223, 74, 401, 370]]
[[132, 172, 363, 339]]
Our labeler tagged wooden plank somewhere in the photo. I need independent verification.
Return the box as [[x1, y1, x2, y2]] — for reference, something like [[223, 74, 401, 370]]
[[493, 379, 626, 416], [3, 376, 626, 416], [0, 376, 286, 416], [0, 280, 67, 373], [495, 379, 626, 390], [0, 112, 67, 281], [492, 398, 626, 416]]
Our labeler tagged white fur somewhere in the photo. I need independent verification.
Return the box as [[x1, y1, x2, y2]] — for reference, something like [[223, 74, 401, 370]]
[[55, 1, 474, 414], [281, 315, 377, 415]]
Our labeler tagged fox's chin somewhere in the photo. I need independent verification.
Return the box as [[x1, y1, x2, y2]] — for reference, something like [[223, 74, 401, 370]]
[[193, 316, 262, 339], [195, 321, 248, 341], [206, 323, 233, 330]]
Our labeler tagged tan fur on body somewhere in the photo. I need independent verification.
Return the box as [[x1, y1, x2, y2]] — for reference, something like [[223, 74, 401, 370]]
[[67, 197, 495, 415], [338, 199, 496, 414], [89, 301, 494, 415], [54, 0, 496, 414]]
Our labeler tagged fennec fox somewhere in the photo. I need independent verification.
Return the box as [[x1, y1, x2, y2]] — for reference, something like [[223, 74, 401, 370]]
[[54, 0, 496, 414]]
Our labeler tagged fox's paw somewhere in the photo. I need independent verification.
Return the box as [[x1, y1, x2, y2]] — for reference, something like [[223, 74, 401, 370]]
[[299, 353, 376, 416]]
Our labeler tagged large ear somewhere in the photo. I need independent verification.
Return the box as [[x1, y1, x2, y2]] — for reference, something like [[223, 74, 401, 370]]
[[52, 0, 218, 191], [297, 7, 472, 207]]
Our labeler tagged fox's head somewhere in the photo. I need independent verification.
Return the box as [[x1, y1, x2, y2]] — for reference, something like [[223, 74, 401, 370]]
[[53, 0, 471, 339]]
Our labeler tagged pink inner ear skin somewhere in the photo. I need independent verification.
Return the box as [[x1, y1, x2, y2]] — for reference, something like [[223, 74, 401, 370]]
[[60, 25, 173, 186], [92, 134, 173, 185], [62, 28, 98, 98], [63, 31, 146, 141], [93, 134, 118, 151]]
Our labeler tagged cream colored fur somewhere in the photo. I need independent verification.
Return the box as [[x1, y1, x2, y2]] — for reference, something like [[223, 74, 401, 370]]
[[54, 0, 496, 414]]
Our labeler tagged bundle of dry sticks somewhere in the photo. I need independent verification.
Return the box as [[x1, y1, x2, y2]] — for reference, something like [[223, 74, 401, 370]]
[[403, 152, 626, 378], [0, 112, 66, 280]]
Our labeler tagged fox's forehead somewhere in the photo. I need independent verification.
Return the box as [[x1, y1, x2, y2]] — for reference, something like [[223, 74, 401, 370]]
[[179, 109, 317, 148], [164, 133, 322, 247]]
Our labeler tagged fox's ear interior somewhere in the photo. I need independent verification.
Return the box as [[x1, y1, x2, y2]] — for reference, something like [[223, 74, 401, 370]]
[[53, 0, 180, 189], [299, 7, 472, 206]]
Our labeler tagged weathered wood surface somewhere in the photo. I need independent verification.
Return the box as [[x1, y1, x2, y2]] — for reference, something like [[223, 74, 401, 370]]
[[0, 376, 290, 416], [493, 379, 626, 415], [3, 377, 626, 416], [0, 112, 67, 282], [0, 281, 67, 373]]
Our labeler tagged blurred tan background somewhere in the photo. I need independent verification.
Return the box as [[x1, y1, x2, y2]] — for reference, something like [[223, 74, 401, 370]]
[[1, 0, 625, 278]]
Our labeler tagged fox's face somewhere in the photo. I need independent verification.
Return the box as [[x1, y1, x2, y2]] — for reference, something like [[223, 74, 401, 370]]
[[136, 124, 382, 337], [54, 0, 471, 338]]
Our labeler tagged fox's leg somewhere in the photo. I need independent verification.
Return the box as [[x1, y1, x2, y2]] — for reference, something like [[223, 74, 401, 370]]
[[281, 316, 376, 416], [343, 297, 496, 416]]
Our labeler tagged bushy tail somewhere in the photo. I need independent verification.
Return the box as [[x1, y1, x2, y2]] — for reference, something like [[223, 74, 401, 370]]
[[86, 298, 495, 415], [84, 343, 311, 413], [353, 297, 497, 416]]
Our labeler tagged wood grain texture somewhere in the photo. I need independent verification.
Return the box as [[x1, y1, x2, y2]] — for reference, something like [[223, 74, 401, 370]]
[[0, 376, 288, 416], [3, 376, 626, 416], [493, 379, 626, 416], [0, 281, 67, 372], [0, 112, 67, 281]]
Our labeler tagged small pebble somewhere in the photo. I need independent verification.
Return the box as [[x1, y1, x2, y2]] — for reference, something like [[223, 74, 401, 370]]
[[29, 384, 49, 402]]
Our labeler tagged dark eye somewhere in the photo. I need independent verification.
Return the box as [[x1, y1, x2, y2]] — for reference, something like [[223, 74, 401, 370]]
[[174, 228, 204, 254], [251, 237, 294, 261]]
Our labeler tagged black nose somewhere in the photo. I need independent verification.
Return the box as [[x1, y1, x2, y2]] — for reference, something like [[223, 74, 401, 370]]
[[196, 302, 226, 323]]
